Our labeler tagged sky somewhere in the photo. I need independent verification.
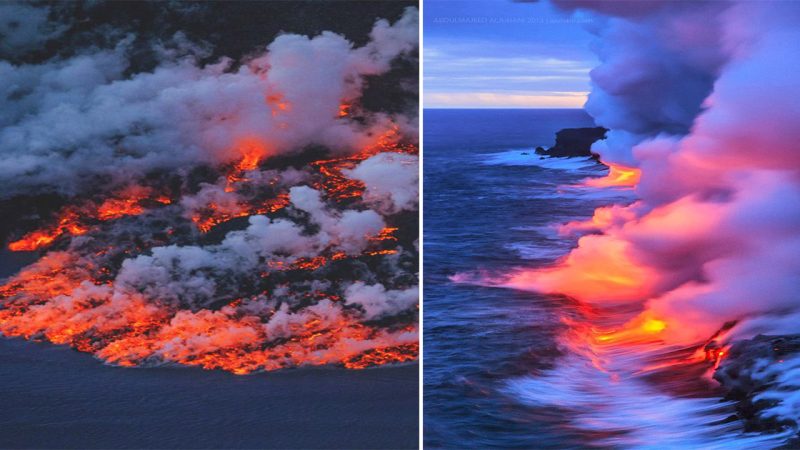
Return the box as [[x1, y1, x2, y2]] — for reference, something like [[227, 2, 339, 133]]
[[424, 0, 597, 108]]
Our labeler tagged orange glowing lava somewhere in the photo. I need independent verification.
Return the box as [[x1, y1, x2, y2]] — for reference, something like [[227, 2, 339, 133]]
[[225, 137, 270, 190], [8, 209, 87, 251], [96, 186, 152, 220], [583, 162, 641, 188], [8, 185, 174, 252], [190, 193, 289, 233], [312, 126, 417, 201], [1, 252, 417, 373], [369, 227, 399, 242], [2, 127, 418, 374], [343, 342, 418, 369], [338, 103, 351, 118]]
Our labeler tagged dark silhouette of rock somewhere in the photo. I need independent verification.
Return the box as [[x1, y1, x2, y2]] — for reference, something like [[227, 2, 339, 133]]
[[714, 334, 800, 443], [534, 127, 608, 158]]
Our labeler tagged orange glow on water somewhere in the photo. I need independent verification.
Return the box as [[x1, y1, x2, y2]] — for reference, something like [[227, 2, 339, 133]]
[[503, 148, 742, 396], [594, 317, 668, 344], [642, 318, 667, 333]]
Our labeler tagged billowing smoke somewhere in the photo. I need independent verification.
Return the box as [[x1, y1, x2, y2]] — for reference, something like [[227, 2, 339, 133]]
[[501, 0, 800, 429], [0, 3, 419, 374], [344, 152, 419, 214], [0, 5, 417, 197], [565, 0, 732, 166]]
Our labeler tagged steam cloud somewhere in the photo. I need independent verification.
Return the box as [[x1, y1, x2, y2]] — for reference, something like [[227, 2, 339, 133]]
[[0, 3, 419, 374], [502, 0, 800, 428], [0, 6, 417, 197]]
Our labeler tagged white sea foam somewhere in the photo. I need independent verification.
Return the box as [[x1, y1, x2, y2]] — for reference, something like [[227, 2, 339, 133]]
[[505, 351, 792, 449], [482, 150, 599, 171], [504, 241, 571, 261]]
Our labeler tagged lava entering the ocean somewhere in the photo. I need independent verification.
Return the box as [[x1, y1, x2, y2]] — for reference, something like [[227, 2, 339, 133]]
[[486, 0, 800, 442], [0, 6, 419, 375]]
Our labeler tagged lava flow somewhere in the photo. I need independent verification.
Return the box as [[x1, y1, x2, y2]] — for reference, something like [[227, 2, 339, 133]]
[[0, 7, 419, 375], [581, 162, 641, 189], [8, 186, 171, 252], [1, 136, 419, 374], [488, 0, 800, 442], [7, 209, 88, 252]]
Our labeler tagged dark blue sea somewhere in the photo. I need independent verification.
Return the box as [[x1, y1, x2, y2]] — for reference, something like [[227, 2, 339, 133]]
[[423, 109, 603, 448], [0, 319, 417, 449], [422, 109, 789, 449]]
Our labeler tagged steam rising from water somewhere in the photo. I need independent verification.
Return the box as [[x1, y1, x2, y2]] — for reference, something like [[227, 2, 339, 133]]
[[464, 0, 800, 443]]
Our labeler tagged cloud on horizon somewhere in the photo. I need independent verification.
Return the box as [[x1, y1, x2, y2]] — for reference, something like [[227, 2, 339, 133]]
[[424, 0, 595, 108]]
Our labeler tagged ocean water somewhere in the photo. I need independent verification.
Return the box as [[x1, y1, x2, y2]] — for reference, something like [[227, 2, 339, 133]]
[[423, 109, 606, 448], [422, 109, 787, 449], [0, 336, 417, 449]]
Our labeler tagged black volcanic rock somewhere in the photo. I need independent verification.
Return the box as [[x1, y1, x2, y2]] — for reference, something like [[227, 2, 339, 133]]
[[714, 334, 800, 441], [535, 127, 608, 158]]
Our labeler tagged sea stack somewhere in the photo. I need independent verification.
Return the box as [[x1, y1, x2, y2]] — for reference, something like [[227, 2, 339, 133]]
[[535, 127, 608, 158]]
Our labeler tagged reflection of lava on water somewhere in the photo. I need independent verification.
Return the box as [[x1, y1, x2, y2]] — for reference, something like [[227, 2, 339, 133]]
[[0, 5, 419, 374]]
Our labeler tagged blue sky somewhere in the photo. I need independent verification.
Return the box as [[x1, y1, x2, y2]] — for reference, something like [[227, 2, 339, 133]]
[[424, 0, 597, 108]]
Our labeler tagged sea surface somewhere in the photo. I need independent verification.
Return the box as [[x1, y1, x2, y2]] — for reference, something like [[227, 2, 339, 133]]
[[423, 109, 606, 448], [0, 336, 417, 449], [422, 109, 786, 449]]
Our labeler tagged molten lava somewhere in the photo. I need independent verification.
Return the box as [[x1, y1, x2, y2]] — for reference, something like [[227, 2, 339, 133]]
[[312, 126, 417, 202], [506, 236, 658, 303], [96, 186, 153, 220], [8, 210, 88, 251], [8, 186, 174, 252], [190, 193, 290, 233], [343, 342, 418, 369], [338, 103, 351, 118], [1, 131, 419, 374], [583, 162, 641, 188], [505, 153, 733, 399]]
